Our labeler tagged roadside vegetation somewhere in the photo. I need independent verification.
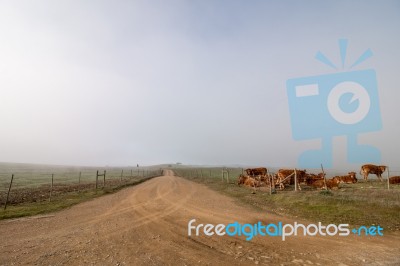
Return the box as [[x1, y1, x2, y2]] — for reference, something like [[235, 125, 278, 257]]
[[173, 167, 400, 232]]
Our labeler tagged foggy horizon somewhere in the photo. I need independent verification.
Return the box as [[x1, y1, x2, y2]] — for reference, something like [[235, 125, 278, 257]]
[[1, 1, 399, 170]]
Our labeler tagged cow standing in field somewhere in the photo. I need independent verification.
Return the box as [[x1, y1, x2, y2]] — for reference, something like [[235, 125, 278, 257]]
[[245, 167, 268, 183], [334, 172, 357, 184], [360, 164, 387, 181], [245, 167, 267, 177]]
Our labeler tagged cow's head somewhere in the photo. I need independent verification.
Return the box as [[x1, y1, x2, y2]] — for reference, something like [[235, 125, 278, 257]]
[[379, 166, 387, 172], [348, 172, 357, 183]]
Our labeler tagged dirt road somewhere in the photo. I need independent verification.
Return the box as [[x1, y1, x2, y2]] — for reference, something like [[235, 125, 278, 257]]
[[0, 170, 399, 265]]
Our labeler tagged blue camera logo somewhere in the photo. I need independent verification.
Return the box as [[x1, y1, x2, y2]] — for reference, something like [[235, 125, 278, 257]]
[[287, 39, 382, 168]]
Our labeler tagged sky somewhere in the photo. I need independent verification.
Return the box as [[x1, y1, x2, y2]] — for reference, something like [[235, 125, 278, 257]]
[[0, 0, 399, 170]]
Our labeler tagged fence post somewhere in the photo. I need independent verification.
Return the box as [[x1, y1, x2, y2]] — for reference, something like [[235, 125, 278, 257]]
[[4, 174, 14, 210], [131, 169, 133, 178], [387, 166, 390, 190], [78, 172, 81, 192], [96, 170, 98, 189], [103, 170, 106, 188], [121, 170, 124, 182], [269, 174, 272, 195], [294, 169, 297, 192], [49, 174, 54, 202], [321, 164, 327, 190]]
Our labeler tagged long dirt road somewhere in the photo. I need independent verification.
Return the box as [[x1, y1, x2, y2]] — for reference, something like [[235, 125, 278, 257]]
[[0, 170, 399, 265]]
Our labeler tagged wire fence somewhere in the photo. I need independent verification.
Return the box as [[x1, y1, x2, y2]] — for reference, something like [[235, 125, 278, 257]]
[[173, 166, 400, 178], [173, 166, 400, 191], [0, 165, 163, 208]]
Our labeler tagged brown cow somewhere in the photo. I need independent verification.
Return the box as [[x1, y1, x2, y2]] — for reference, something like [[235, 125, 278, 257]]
[[245, 167, 268, 177], [277, 169, 307, 185], [334, 172, 357, 184], [389, 176, 400, 184], [237, 174, 247, 185], [360, 164, 387, 181], [311, 177, 340, 190], [237, 174, 260, 188], [305, 173, 325, 185]]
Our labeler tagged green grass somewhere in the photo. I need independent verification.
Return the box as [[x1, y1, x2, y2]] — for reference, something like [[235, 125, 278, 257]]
[[174, 167, 400, 232], [0, 190, 101, 219], [0, 162, 162, 190]]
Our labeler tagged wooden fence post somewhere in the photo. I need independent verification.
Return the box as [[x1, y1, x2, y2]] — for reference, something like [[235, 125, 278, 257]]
[[269, 175, 272, 195], [268, 173, 276, 195], [387, 166, 390, 190], [321, 164, 327, 190], [95, 170, 99, 189], [103, 170, 106, 188], [120, 170, 124, 182], [78, 172, 81, 192], [221, 169, 229, 183], [4, 174, 14, 210], [49, 174, 54, 202], [294, 169, 297, 192], [131, 169, 133, 178]]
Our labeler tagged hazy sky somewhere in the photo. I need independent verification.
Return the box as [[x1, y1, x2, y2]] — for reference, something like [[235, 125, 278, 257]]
[[0, 1, 399, 169]]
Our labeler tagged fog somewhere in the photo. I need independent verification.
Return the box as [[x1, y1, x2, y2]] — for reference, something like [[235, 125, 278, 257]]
[[0, 1, 399, 170]]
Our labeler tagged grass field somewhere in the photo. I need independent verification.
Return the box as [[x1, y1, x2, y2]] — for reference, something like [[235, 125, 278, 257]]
[[0, 162, 161, 190], [0, 162, 163, 219], [173, 167, 400, 232]]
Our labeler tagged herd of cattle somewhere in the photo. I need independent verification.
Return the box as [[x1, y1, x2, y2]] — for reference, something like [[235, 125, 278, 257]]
[[237, 164, 400, 191]]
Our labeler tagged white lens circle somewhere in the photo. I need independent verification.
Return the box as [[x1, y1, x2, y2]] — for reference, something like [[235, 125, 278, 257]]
[[327, 81, 370, 124]]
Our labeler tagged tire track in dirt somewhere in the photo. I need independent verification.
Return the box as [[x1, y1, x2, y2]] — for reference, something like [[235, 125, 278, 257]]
[[0, 170, 399, 265]]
